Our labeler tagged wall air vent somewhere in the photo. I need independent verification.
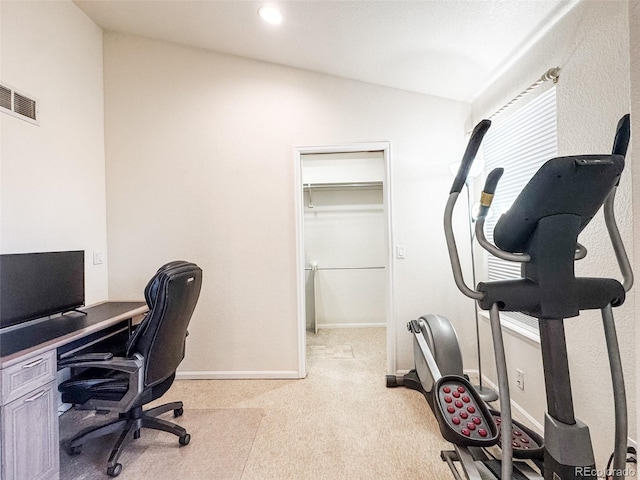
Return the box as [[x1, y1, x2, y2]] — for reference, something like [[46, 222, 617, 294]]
[[13, 92, 37, 120], [0, 83, 39, 125], [0, 85, 11, 110]]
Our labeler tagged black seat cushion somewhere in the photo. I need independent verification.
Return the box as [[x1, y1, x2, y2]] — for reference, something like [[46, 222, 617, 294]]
[[61, 370, 129, 404]]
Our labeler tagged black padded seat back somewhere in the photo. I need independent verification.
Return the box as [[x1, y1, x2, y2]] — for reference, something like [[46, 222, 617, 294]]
[[130, 262, 202, 387], [493, 154, 624, 254], [144, 260, 189, 307], [125, 260, 192, 356]]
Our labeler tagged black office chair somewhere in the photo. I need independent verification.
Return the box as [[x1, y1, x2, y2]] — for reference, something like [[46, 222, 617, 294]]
[[59, 261, 203, 477]]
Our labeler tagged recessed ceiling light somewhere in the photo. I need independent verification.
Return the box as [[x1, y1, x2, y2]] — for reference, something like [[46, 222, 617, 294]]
[[258, 6, 283, 25]]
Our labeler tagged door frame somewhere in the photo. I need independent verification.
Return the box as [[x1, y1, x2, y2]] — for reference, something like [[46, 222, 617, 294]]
[[293, 142, 395, 378]]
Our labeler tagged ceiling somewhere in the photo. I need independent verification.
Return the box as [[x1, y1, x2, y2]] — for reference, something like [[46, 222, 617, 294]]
[[74, 0, 579, 102]]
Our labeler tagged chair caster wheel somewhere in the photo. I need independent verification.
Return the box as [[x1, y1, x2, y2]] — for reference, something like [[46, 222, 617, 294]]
[[174, 407, 184, 417], [107, 463, 122, 477], [179, 433, 191, 446], [69, 444, 83, 455]]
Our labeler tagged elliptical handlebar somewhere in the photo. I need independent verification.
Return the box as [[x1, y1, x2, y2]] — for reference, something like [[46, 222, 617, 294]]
[[444, 119, 531, 300], [604, 114, 633, 292], [604, 190, 633, 292], [475, 168, 532, 263], [475, 167, 503, 219], [600, 114, 633, 478], [444, 120, 492, 301], [612, 114, 631, 159], [450, 119, 491, 194]]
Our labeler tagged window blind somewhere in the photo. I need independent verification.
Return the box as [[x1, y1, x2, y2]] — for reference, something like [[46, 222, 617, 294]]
[[481, 87, 558, 331]]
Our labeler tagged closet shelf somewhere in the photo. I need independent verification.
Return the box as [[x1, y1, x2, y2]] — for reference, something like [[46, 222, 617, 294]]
[[303, 181, 383, 208]]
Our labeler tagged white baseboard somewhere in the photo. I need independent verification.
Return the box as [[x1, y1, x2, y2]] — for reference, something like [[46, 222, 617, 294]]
[[317, 323, 386, 329], [176, 370, 302, 380]]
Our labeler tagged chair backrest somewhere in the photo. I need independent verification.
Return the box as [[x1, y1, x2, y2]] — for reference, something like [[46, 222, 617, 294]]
[[127, 261, 203, 387]]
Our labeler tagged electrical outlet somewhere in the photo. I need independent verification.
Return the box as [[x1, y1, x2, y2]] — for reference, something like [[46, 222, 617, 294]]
[[516, 369, 525, 390]]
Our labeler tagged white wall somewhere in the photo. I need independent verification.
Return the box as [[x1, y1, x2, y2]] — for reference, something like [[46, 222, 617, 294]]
[[0, 1, 108, 305], [103, 33, 471, 377], [472, 0, 635, 467]]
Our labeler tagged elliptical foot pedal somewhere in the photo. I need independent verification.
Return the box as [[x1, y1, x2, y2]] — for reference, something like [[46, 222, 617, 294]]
[[489, 410, 544, 460], [433, 375, 499, 447]]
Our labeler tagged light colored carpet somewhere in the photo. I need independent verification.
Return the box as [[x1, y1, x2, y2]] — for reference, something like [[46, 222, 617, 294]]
[[59, 408, 264, 480], [307, 343, 354, 359], [59, 328, 452, 479]]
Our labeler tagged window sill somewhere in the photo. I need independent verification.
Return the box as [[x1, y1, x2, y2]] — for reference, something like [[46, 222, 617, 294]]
[[478, 310, 541, 345]]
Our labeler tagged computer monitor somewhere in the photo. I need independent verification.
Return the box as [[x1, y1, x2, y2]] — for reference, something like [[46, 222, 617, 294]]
[[0, 250, 85, 329]]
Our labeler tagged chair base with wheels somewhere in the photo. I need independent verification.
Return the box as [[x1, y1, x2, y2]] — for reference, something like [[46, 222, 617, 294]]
[[67, 400, 190, 477]]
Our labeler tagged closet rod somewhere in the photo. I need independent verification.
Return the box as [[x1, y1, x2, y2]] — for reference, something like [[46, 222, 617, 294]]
[[304, 266, 386, 271], [303, 181, 382, 189]]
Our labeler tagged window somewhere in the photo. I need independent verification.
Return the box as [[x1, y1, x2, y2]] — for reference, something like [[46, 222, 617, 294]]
[[481, 87, 557, 332]]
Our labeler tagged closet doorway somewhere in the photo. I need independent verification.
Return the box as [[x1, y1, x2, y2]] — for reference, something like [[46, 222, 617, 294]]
[[294, 143, 394, 378]]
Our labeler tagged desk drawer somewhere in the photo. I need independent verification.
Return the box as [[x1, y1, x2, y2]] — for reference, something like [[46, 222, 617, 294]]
[[2, 349, 56, 406]]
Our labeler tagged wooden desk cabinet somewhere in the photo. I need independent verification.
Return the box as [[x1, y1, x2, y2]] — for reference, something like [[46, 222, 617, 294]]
[[0, 302, 147, 480], [1, 349, 59, 480]]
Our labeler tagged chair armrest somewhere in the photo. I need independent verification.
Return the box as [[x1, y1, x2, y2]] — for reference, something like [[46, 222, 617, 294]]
[[58, 353, 143, 374], [58, 352, 113, 366], [60, 353, 146, 413]]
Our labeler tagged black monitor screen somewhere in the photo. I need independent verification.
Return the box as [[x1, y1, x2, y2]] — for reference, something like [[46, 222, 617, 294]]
[[0, 250, 85, 329]]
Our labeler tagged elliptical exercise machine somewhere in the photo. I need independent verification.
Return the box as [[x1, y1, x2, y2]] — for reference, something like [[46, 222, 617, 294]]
[[387, 115, 633, 479]]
